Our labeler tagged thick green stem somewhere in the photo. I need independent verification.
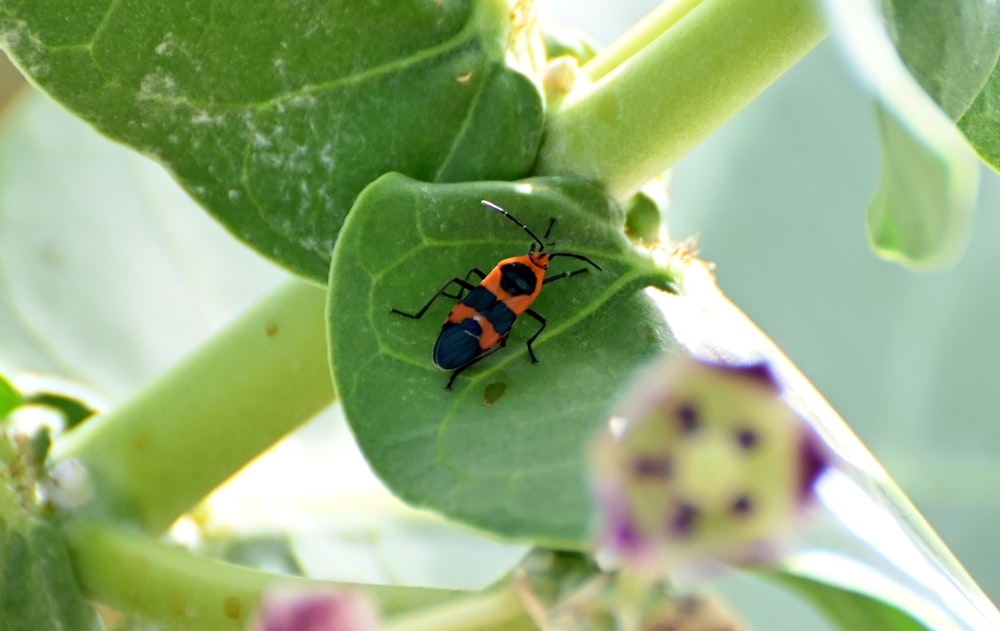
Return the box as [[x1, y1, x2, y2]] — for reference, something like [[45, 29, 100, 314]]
[[61, 520, 458, 631], [583, 0, 702, 82], [50, 279, 334, 535], [385, 585, 529, 631], [535, 0, 828, 200]]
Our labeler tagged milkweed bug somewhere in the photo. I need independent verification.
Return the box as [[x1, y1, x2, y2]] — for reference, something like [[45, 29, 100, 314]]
[[391, 200, 602, 389]]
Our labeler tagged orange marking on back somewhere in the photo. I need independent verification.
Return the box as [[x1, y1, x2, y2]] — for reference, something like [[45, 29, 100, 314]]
[[447, 303, 478, 324], [476, 315, 505, 350], [504, 294, 536, 315], [479, 265, 505, 294]]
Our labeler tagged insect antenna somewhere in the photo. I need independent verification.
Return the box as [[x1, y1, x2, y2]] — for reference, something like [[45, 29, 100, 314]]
[[549, 251, 602, 271], [481, 200, 546, 251]]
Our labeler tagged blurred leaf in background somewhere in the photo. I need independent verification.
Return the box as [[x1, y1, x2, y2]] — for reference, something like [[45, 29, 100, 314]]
[[823, 0, 987, 269], [0, 89, 287, 399]]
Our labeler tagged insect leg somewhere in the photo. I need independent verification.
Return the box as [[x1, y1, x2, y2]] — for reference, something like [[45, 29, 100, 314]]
[[441, 268, 488, 300], [391, 276, 478, 319], [445, 341, 506, 389], [522, 309, 547, 364]]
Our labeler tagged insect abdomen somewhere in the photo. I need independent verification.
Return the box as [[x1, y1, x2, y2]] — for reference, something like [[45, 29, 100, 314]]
[[434, 320, 485, 370]]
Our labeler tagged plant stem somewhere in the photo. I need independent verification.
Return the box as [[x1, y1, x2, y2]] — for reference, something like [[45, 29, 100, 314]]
[[583, 0, 702, 82], [384, 584, 530, 631], [49, 279, 334, 535], [61, 520, 459, 631], [535, 0, 828, 200]]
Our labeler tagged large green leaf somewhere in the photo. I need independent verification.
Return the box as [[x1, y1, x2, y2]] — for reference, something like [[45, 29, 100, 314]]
[[823, 0, 985, 268], [881, 1, 1000, 121], [959, 74, 1000, 168], [327, 173, 677, 545], [881, 0, 1000, 170], [880, 1, 1000, 266], [866, 103, 976, 268], [0, 0, 544, 281]]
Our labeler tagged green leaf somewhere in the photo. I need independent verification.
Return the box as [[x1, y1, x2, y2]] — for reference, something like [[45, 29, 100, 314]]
[[766, 552, 949, 631], [823, 1, 981, 268], [327, 173, 677, 545], [867, 104, 977, 268], [959, 73, 1000, 169], [0, 0, 544, 281], [0, 486, 101, 631], [877, 1, 999, 266], [845, 0, 1000, 172], [876, 1, 1000, 174], [23, 392, 97, 430], [881, 1, 1000, 121], [0, 373, 20, 420]]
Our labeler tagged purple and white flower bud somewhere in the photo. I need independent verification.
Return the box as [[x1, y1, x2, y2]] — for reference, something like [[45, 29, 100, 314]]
[[250, 586, 379, 631], [591, 354, 830, 576]]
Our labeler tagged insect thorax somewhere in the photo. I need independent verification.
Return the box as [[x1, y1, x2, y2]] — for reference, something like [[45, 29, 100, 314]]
[[498, 261, 538, 296]]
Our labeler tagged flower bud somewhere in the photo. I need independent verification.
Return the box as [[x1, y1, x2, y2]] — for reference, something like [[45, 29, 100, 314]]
[[250, 587, 379, 631], [591, 354, 829, 576]]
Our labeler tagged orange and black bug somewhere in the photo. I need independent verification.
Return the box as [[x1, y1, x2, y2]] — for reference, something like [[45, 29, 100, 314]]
[[391, 200, 602, 389]]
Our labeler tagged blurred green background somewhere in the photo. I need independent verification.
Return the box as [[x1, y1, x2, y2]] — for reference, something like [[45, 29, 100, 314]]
[[0, 0, 997, 628]]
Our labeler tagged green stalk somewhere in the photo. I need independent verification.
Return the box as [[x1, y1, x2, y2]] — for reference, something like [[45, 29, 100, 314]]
[[384, 585, 529, 631], [50, 279, 334, 535], [61, 520, 459, 631], [583, 0, 702, 82], [535, 0, 828, 200]]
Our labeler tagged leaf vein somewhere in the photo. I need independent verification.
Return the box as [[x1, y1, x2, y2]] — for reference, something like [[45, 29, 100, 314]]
[[431, 65, 494, 181], [86, 0, 124, 50]]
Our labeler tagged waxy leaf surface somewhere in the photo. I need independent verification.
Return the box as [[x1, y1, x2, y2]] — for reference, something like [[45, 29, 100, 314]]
[[327, 174, 676, 544], [0, 0, 543, 280]]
